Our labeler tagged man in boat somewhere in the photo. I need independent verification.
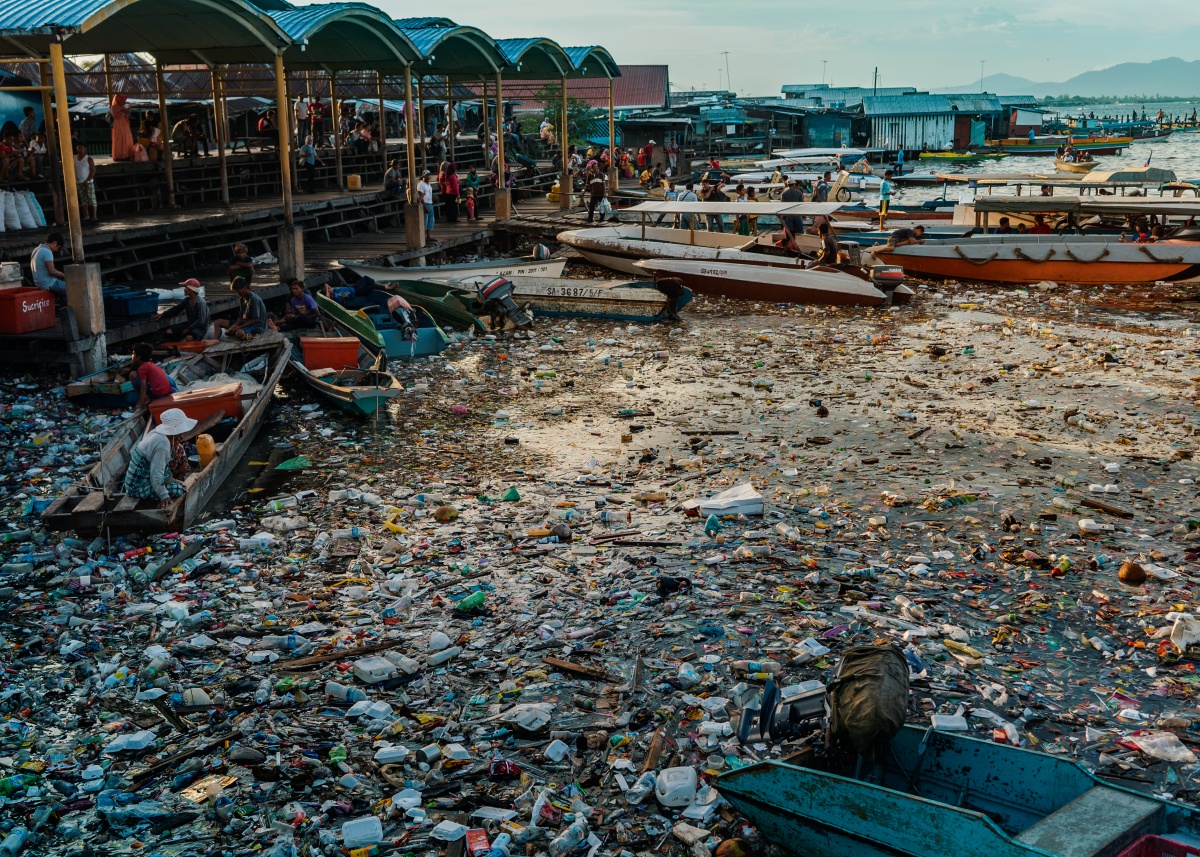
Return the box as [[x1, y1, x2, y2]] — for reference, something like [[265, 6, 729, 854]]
[[810, 221, 840, 267], [781, 178, 806, 247], [275, 279, 321, 331], [993, 217, 1014, 235], [123, 407, 196, 510], [156, 279, 210, 342], [214, 278, 267, 340], [872, 224, 925, 255], [1029, 214, 1053, 235], [126, 342, 178, 407]]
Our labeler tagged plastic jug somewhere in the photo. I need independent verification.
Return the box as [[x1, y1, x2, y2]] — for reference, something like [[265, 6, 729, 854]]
[[655, 766, 698, 807], [196, 434, 215, 469], [341, 816, 383, 849]]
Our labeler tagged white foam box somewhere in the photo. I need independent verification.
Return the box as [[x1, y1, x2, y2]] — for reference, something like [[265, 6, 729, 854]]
[[351, 656, 398, 684]]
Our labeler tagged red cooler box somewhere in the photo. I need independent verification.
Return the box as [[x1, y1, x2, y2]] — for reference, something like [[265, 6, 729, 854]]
[[149, 382, 243, 425], [301, 337, 359, 371], [0, 288, 56, 333]]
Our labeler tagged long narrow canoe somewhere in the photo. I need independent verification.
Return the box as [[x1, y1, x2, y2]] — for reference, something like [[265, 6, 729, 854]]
[[339, 256, 567, 283], [720, 724, 1200, 857], [286, 330, 400, 419], [443, 274, 693, 322], [43, 337, 290, 533]]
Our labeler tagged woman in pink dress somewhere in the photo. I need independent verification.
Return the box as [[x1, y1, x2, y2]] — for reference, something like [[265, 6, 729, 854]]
[[111, 95, 134, 161]]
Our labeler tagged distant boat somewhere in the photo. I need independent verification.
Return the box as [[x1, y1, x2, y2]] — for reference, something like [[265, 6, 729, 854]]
[[316, 291, 451, 361], [633, 258, 912, 308], [875, 234, 1200, 285], [339, 256, 567, 283], [445, 274, 693, 323], [919, 151, 1007, 160], [1054, 158, 1100, 174]]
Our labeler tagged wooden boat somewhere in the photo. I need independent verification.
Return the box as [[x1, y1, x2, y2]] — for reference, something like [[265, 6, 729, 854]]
[[441, 274, 694, 322], [339, 255, 567, 284], [920, 151, 1007, 160], [386, 281, 485, 331], [1055, 158, 1100, 174], [993, 136, 1132, 156], [874, 235, 1200, 285], [316, 292, 450, 361], [633, 258, 913, 307], [719, 724, 1200, 857], [286, 331, 400, 419], [43, 337, 289, 534], [66, 354, 204, 408]]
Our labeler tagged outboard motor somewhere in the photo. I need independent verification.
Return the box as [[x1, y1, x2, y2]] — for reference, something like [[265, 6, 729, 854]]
[[386, 295, 418, 341], [476, 276, 533, 330], [653, 277, 686, 321], [869, 264, 906, 305]]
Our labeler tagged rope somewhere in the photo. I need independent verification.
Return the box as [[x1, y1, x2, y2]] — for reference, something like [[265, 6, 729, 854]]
[[1064, 247, 1110, 263], [952, 245, 999, 266], [1138, 245, 1186, 264], [1012, 246, 1056, 263]]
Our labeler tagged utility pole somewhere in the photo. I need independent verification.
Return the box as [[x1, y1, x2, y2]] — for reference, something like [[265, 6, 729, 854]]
[[721, 51, 731, 92], [821, 59, 827, 86], [873, 67, 878, 96], [980, 60, 986, 93]]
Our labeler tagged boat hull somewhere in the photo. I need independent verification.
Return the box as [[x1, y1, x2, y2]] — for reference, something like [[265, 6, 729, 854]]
[[875, 237, 1200, 285], [634, 259, 893, 307], [341, 257, 567, 283]]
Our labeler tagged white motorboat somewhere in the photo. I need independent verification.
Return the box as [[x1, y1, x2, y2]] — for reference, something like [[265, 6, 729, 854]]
[[339, 256, 567, 283]]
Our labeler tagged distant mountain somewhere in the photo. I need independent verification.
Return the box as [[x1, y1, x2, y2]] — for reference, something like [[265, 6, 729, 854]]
[[934, 58, 1200, 98]]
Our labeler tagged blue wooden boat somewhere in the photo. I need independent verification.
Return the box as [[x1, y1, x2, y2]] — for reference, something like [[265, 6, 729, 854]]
[[718, 724, 1200, 857], [316, 292, 450, 361], [285, 332, 400, 419]]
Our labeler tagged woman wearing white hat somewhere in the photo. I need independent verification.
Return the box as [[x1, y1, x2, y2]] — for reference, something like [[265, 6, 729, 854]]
[[123, 408, 197, 509]]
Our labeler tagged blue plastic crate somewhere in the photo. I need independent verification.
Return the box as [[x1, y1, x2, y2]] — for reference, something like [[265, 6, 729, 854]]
[[103, 288, 158, 317]]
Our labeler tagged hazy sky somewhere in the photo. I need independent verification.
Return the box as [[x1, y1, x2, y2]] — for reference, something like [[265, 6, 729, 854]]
[[377, 0, 1197, 95]]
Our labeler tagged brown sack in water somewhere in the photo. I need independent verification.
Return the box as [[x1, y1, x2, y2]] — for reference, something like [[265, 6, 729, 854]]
[[826, 644, 909, 763]]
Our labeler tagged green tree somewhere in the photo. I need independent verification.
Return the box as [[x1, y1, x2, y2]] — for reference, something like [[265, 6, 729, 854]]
[[533, 82, 605, 149]]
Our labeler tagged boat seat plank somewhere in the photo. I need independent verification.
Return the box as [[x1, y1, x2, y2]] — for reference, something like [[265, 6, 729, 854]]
[[1015, 786, 1160, 857], [72, 492, 110, 514], [113, 495, 142, 512]]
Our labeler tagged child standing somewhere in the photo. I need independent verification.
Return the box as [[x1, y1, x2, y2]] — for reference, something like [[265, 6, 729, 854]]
[[464, 187, 477, 221]]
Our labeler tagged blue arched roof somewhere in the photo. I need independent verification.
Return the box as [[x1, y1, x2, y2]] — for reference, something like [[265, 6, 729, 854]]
[[399, 23, 507, 78], [564, 45, 620, 79], [494, 38, 572, 79], [270, 4, 419, 70], [0, 0, 290, 64]]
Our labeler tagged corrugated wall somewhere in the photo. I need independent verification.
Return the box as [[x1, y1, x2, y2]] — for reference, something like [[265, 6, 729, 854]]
[[870, 115, 954, 150]]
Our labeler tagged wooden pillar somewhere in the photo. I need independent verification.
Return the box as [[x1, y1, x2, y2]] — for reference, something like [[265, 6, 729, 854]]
[[377, 72, 388, 181], [39, 60, 65, 226], [481, 78, 490, 164], [416, 75, 426, 175], [607, 77, 618, 193], [49, 43, 82, 260], [274, 53, 294, 225], [330, 72, 343, 190], [446, 75, 455, 163], [102, 54, 114, 107], [403, 71, 416, 201], [155, 60, 175, 207], [495, 73, 505, 174], [560, 75, 570, 211], [212, 68, 229, 205]]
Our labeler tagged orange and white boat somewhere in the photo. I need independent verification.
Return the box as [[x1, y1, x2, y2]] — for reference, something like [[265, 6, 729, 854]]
[[874, 235, 1200, 285]]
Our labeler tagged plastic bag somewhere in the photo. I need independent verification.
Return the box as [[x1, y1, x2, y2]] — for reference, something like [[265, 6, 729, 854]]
[[1129, 730, 1197, 763]]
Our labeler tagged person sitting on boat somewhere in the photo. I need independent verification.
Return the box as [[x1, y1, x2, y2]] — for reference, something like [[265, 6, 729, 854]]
[[1057, 213, 1083, 236], [123, 407, 195, 509], [769, 167, 785, 186], [214, 278, 267, 340], [275, 279, 321, 331], [323, 276, 381, 306], [781, 178, 806, 242], [810, 221, 840, 267], [1016, 222, 1029, 234], [993, 217, 1014, 235], [126, 342, 179, 407], [1029, 214, 1054, 235], [156, 279, 210, 342]]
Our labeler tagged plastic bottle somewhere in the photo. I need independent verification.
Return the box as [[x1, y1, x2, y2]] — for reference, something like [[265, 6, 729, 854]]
[[0, 529, 32, 544], [633, 491, 667, 503], [326, 681, 368, 702], [677, 663, 700, 689], [254, 677, 273, 705], [261, 495, 299, 512], [598, 510, 630, 523], [313, 532, 331, 552], [731, 660, 780, 674], [332, 527, 364, 540], [0, 774, 34, 796], [0, 827, 27, 857], [894, 595, 925, 620], [484, 832, 513, 857], [456, 591, 486, 612], [625, 772, 656, 804], [202, 519, 237, 532], [427, 646, 462, 666], [196, 434, 215, 469], [732, 545, 770, 560], [549, 819, 589, 857], [239, 534, 276, 551]]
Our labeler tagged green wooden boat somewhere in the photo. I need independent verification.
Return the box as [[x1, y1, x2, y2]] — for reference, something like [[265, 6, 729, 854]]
[[386, 281, 485, 331], [285, 329, 400, 419], [719, 724, 1200, 857], [316, 292, 450, 361]]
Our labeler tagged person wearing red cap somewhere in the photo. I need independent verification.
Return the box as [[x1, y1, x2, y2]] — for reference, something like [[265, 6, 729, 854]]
[[155, 278, 210, 341]]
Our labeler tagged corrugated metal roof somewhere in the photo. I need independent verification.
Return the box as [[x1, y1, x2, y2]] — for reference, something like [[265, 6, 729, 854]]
[[399, 24, 506, 76], [862, 94, 954, 115], [563, 45, 620, 79], [945, 93, 1002, 113], [270, 3, 418, 67], [494, 38, 571, 78], [999, 95, 1040, 107], [393, 16, 455, 28], [518, 65, 663, 112]]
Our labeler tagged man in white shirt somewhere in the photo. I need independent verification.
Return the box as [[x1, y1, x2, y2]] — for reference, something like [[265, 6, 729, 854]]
[[416, 170, 434, 240]]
